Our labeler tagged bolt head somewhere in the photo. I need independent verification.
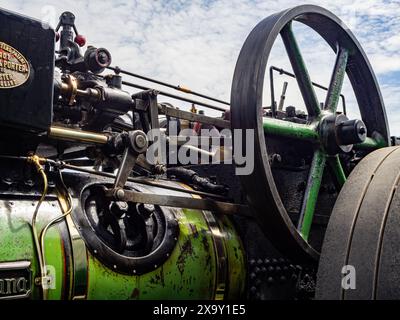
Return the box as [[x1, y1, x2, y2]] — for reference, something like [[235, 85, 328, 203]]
[[135, 134, 147, 149], [115, 188, 125, 200]]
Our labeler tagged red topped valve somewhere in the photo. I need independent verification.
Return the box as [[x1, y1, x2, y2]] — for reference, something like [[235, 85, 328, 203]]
[[74, 34, 86, 47]]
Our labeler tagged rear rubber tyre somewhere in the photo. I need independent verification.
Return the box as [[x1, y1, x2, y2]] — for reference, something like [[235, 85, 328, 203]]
[[316, 146, 400, 299]]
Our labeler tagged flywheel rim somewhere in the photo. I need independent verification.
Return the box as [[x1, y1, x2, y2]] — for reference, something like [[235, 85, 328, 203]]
[[231, 4, 390, 263]]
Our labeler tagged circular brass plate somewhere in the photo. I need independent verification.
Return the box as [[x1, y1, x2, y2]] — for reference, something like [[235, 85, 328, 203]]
[[0, 41, 30, 89]]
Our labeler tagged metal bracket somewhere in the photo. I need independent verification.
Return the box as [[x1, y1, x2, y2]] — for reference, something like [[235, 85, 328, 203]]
[[132, 90, 163, 165], [108, 188, 251, 217], [112, 130, 148, 193], [113, 148, 138, 190]]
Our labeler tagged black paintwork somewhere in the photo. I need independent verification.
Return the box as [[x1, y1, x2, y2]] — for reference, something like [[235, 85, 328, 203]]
[[0, 8, 55, 133]]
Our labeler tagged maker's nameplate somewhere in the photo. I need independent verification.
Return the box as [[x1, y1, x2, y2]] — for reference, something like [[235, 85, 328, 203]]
[[0, 42, 30, 89], [0, 261, 32, 299]]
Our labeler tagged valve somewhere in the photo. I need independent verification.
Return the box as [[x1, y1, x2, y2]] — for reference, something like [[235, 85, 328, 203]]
[[84, 46, 112, 74], [74, 34, 86, 47]]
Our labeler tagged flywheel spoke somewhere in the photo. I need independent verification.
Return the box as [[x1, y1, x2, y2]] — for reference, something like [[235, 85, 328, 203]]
[[280, 22, 321, 118], [325, 47, 349, 113], [327, 155, 347, 189], [297, 149, 326, 240], [263, 117, 319, 142]]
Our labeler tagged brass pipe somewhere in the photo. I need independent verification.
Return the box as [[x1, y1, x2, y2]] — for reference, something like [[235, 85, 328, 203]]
[[48, 126, 109, 145], [61, 82, 102, 103], [27, 155, 49, 299]]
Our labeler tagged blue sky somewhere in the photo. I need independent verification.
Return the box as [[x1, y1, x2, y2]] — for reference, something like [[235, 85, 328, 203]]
[[2, 0, 399, 134]]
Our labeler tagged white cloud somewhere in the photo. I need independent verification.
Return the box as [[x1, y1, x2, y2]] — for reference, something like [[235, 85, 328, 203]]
[[1, 0, 399, 134]]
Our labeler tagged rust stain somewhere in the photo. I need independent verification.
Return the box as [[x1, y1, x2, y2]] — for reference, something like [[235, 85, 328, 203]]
[[201, 235, 212, 269], [189, 223, 199, 238], [149, 266, 166, 287], [131, 288, 140, 299], [176, 238, 194, 275], [233, 246, 239, 260], [160, 265, 165, 287]]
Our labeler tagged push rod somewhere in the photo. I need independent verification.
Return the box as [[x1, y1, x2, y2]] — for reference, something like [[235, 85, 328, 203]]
[[121, 80, 227, 112], [108, 66, 230, 106]]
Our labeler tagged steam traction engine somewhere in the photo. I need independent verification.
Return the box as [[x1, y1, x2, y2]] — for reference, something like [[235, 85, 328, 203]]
[[0, 5, 397, 300]]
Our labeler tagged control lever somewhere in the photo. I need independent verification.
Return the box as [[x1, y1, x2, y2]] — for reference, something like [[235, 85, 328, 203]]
[[112, 130, 148, 197], [278, 81, 288, 111]]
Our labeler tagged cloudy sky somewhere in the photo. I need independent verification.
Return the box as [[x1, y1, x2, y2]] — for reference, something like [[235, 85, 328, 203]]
[[2, 0, 400, 134]]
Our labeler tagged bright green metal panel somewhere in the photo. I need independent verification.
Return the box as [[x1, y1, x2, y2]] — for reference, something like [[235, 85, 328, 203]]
[[0, 198, 65, 300], [0, 194, 246, 300], [218, 215, 246, 300], [86, 207, 217, 300]]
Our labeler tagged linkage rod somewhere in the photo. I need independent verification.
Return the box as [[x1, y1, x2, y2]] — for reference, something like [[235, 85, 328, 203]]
[[108, 66, 230, 106], [120, 80, 227, 112], [0, 156, 227, 200], [61, 163, 228, 200]]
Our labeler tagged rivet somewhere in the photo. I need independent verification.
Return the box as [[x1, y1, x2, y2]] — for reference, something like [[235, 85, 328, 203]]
[[268, 266, 274, 273]]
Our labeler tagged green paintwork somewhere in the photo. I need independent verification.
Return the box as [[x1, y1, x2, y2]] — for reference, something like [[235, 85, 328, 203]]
[[86, 208, 218, 300], [355, 136, 388, 150], [263, 113, 387, 153], [263, 117, 319, 142], [217, 215, 246, 300], [0, 191, 245, 300], [325, 48, 349, 114], [263, 110, 388, 244], [327, 155, 347, 187], [0, 198, 65, 300], [299, 149, 326, 240], [281, 23, 321, 117], [86, 208, 244, 300]]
